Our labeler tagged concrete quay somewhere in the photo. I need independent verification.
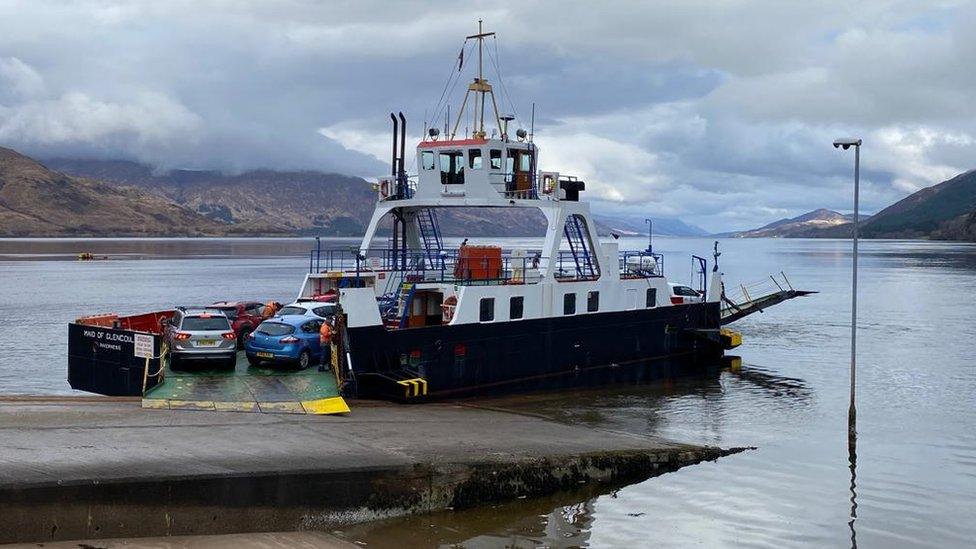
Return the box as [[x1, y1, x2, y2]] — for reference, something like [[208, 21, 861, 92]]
[[0, 396, 744, 543]]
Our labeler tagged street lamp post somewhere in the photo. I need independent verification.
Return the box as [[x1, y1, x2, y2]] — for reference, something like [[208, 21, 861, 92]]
[[833, 137, 861, 445]]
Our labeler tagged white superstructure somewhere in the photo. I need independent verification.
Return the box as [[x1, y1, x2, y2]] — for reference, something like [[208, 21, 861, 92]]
[[297, 23, 722, 331]]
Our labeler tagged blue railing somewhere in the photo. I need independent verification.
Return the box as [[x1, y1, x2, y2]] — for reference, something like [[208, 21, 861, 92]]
[[309, 244, 666, 283], [619, 250, 665, 278]]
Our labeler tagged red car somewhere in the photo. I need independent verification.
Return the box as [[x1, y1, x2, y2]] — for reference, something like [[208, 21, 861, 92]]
[[211, 301, 266, 348]]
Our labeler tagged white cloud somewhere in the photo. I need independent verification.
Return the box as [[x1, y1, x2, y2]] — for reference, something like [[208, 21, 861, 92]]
[[0, 1, 974, 230]]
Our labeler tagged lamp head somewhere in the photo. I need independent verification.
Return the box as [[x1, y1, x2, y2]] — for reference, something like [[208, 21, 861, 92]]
[[833, 138, 862, 150]]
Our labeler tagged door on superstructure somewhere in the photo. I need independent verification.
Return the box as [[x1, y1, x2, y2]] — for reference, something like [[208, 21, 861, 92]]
[[506, 148, 534, 198]]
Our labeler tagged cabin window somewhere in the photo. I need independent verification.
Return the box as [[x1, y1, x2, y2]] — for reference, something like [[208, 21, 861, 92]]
[[646, 288, 657, 308], [505, 150, 516, 173], [490, 149, 502, 169], [468, 148, 483, 169], [510, 296, 524, 320], [421, 150, 435, 170], [519, 151, 533, 172], [479, 297, 495, 322], [587, 291, 599, 312], [563, 293, 576, 315], [439, 151, 464, 185]]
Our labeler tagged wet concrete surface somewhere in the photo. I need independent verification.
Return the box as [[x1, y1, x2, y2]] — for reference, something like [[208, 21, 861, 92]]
[[0, 397, 740, 543]]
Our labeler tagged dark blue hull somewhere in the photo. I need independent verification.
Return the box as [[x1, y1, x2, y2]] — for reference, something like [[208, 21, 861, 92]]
[[346, 302, 723, 399]]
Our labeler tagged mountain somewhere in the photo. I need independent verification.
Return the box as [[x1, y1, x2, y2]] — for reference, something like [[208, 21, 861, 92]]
[[797, 170, 976, 240], [727, 209, 866, 238], [0, 147, 259, 237], [591, 214, 709, 237], [44, 158, 550, 237], [860, 170, 976, 239]]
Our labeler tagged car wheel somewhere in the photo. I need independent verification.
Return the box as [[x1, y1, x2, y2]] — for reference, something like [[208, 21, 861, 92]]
[[297, 349, 311, 370], [224, 356, 238, 370], [169, 355, 180, 370]]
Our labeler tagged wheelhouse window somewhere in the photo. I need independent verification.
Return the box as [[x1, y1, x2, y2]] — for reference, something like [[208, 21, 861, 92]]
[[505, 149, 516, 173], [510, 296, 524, 320], [479, 297, 495, 322], [563, 293, 576, 315], [439, 151, 464, 185], [468, 148, 483, 169], [421, 150, 435, 170], [519, 151, 533, 172], [646, 288, 657, 308], [490, 149, 502, 169], [587, 291, 599, 312]]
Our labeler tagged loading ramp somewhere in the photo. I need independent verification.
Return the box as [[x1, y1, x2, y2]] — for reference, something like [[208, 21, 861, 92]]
[[720, 272, 816, 325], [143, 352, 349, 414]]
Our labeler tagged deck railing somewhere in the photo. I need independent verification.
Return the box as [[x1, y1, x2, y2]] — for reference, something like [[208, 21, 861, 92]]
[[309, 245, 666, 284]]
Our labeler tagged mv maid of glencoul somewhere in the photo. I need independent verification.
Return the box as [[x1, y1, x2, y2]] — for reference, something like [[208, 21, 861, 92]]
[[300, 23, 807, 401]]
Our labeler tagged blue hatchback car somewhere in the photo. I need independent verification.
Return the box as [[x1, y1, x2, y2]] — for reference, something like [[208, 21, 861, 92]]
[[244, 315, 325, 369]]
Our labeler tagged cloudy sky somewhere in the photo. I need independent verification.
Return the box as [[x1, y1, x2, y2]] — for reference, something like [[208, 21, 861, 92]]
[[0, 1, 973, 232]]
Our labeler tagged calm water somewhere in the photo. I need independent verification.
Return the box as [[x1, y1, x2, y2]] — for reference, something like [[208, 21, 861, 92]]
[[1, 236, 974, 547]]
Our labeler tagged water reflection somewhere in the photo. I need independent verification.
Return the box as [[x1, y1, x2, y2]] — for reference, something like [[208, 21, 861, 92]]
[[849, 435, 858, 549], [337, 487, 603, 548]]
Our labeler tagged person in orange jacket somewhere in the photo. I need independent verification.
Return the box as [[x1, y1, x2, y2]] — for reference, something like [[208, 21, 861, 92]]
[[261, 301, 281, 319], [318, 318, 334, 372]]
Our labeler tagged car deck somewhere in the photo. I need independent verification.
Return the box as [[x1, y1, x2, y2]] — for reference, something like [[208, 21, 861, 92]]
[[142, 351, 348, 414]]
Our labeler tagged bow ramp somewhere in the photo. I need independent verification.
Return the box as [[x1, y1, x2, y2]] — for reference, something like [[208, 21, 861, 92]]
[[142, 353, 349, 415], [720, 272, 816, 325]]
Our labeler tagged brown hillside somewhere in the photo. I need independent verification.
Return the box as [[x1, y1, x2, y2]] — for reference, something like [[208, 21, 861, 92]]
[[0, 147, 263, 237]]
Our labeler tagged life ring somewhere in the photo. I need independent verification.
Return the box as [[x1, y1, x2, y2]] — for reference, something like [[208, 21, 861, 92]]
[[440, 295, 457, 323]]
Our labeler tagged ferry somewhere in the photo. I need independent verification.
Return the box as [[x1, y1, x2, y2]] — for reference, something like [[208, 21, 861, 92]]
[[293, 25, 806, 401]]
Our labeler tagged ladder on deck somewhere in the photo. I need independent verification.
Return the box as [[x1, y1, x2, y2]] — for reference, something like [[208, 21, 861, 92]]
[[564, 215, 597, 278], [384, 282, 417, 330], [416, 208, 443, 269]]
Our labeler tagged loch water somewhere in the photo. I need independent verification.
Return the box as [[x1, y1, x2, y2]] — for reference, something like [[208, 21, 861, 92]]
[[1, 236, 974, 548]]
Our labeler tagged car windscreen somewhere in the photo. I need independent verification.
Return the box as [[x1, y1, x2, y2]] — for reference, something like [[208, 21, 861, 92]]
[[278, 306, 306, 316], [256, 322, 295, 336], [217, 307, 238, 320], [181, 316, 230, 331]]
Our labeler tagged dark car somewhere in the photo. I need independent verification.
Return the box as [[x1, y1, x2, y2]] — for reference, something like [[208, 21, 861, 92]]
[[211, 301, 266, 348]]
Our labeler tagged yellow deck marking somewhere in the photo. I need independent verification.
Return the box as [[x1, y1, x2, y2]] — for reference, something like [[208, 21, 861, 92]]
[[258, 401, 306, 414], [214, 401, 260, 413], [141, 398, 170, 410], [168, 399, 216, 411], [301, 397, 351, 415]]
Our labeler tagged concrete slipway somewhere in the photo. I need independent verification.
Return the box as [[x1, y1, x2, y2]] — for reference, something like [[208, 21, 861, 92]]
[[0, 396, 744, 543]]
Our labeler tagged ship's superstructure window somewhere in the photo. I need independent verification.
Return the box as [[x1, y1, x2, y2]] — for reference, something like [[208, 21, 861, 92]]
[[490, 149, 502, 169], [469, 149, 483, 169], [646, 288, 657, 308], [587, 291, 599, 312], [479, 297, 495, 322], [519, 151, 533, 172], [421, 150, 435, 170], [509, 296, 524, 320], [440, 151, 464, 185], [563, 293, 576, 315]]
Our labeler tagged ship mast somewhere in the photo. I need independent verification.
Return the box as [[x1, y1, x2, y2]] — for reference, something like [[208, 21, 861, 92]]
[[451, 20, 504, 140]]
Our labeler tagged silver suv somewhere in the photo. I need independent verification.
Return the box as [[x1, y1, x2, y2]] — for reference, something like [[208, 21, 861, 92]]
[[165, 307, 237, 369]]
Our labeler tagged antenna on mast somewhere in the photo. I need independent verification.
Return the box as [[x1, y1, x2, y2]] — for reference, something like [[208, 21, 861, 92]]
[[450, 20, 502, 140]]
